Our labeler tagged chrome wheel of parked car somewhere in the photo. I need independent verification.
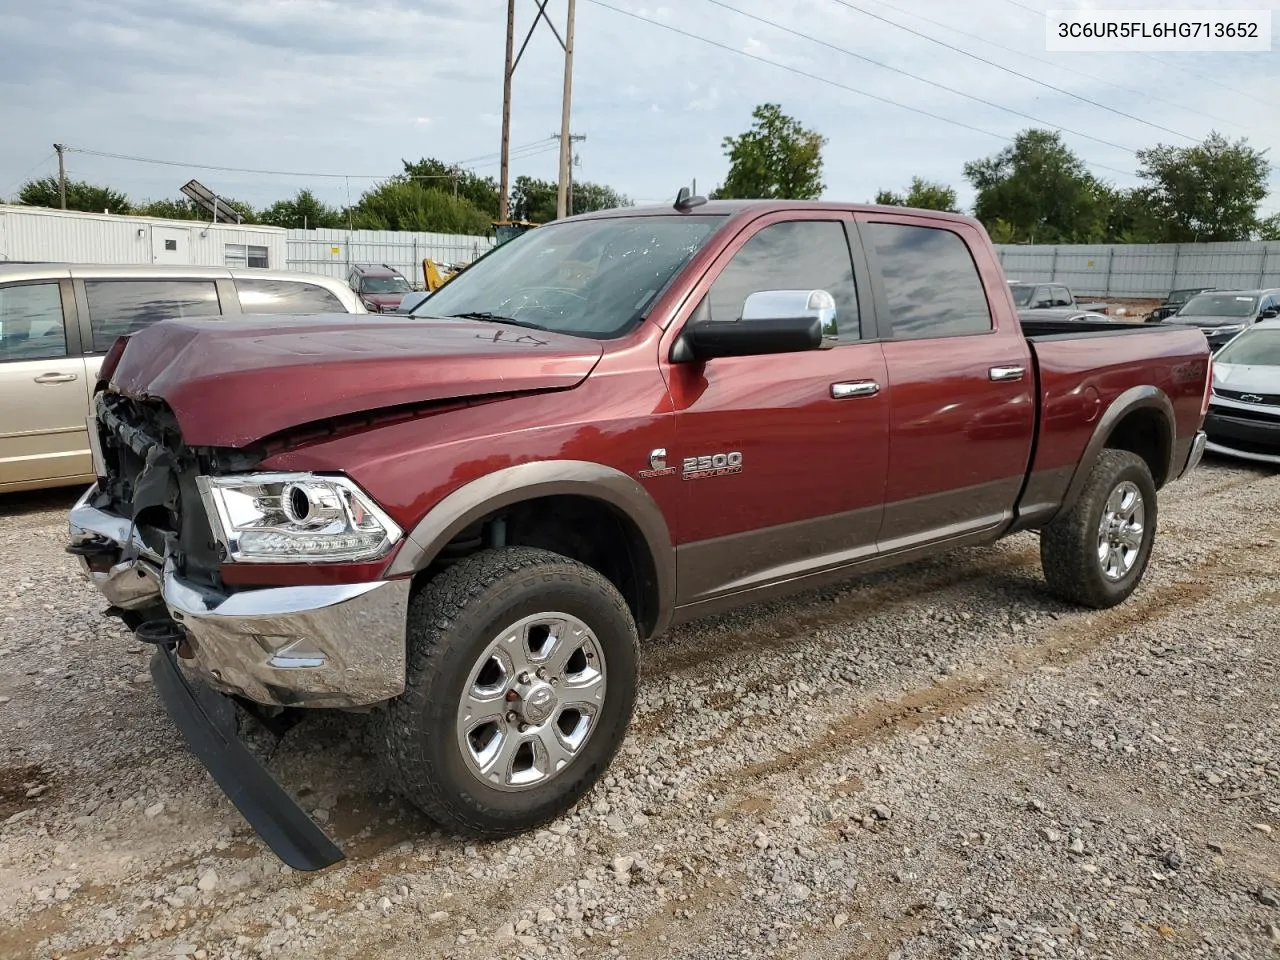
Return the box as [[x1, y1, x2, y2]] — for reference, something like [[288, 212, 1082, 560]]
[[456, 613, 607, 791], [1096, 480, 1145, 581], [1041, 449, 1157, 609], [381, 546, 638, 837]]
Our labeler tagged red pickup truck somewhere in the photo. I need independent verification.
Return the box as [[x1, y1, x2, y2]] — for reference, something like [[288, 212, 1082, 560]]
[[67, 197, 1211, 869]]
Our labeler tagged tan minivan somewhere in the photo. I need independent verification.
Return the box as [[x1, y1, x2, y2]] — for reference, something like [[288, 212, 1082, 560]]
[[0, 263, 364, 494]]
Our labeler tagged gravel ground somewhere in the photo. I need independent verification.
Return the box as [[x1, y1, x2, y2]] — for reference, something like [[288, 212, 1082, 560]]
[[1, 456, 1278, 960]]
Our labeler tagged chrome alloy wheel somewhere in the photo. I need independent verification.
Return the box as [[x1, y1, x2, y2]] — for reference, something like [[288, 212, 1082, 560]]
[[455, 613, 606, 791], [1096, 480, 1145, 581]]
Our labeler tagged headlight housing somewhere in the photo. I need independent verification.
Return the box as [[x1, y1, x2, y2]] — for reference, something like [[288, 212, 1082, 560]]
[[198, 473, 402, 563]]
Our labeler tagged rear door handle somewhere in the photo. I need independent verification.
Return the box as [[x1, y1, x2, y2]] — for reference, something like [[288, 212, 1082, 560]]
[[989, 366, 1026, 382], [831, 380, 880, 399], [33, 372, 78, 384]]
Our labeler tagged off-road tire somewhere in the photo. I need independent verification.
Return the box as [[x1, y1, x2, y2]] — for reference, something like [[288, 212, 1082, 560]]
[[380, 546, 639, 837], [1040, 449, 1157, 609]]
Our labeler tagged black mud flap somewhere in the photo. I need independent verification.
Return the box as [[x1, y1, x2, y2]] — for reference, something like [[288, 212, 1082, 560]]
[[149, 648, 345, 871]]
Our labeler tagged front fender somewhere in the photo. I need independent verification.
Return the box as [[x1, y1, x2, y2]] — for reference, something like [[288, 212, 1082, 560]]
[[382, 460, 675, 635]]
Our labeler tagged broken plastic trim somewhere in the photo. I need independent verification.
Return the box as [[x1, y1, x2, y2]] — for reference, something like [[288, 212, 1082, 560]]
[[148, 647, 345, 871]]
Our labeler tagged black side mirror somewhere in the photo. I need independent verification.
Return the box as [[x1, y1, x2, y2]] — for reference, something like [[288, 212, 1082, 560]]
[[676, 315, 823, 361], [1259, 307, 1279, 320], [671, 289, 838, 362]]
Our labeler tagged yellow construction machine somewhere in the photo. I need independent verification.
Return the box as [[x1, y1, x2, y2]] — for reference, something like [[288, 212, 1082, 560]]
[[422, 258, 459, 292]]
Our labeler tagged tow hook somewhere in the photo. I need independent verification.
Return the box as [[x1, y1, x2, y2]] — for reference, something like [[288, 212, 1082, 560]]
[[134, 619, 187, 648]]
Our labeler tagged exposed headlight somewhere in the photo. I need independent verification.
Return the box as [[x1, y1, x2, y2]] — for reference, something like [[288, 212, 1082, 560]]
[[1215, 324, 1245, 336], [198, 473, 402, 563]]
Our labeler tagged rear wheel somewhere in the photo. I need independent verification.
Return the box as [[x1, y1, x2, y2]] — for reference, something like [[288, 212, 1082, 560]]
[[1040, 449, 1157, 609], [381, 547, 639, 836]]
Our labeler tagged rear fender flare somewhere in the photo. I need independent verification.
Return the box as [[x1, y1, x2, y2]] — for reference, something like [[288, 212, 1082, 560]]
[[1056, 385, 1175, 518], [383, 460, 674, 637]]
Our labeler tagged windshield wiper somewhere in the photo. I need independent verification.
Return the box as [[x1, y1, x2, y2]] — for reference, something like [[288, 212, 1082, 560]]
[[447, 311, 547, 331]]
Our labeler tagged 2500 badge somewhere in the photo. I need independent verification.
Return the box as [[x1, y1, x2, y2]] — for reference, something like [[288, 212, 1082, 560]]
[[682, 452, 743, 480]]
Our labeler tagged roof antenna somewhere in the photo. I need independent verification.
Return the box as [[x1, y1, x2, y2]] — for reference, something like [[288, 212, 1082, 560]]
[[674, 185, 707, 212]]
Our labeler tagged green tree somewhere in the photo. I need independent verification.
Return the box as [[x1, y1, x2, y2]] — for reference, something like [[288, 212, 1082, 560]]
[[1259, 212, 1280, 241], [963, 129, 1108, 243], [710, 103, 826, 200], [18, 176, 131, 214], [874, 177, 960, 213], [509, 175, 559, 223], [258, 189, 344, 229], [568, 181, 631, 215], [351, 179, 492, 234], [1133, 132, 1270, 242], [132, 198, 202, 220], [403, 158, 501, 219]]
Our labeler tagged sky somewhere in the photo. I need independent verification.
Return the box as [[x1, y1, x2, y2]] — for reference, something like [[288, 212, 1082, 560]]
[[1, 0, 1277, 219]]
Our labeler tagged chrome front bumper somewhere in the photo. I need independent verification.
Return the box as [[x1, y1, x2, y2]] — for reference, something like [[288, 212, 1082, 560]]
[[68, 487, 411, 708]]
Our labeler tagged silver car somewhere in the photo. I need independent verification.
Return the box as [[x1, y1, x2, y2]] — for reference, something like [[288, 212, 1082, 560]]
[[1204, 318, 1280, 465], [0, 263, 364, 494]]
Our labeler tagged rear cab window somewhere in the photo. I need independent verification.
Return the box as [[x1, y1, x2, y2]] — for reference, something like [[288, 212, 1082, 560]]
[[864, 222, 993, 339], [235, 278, 345, 314], [84, 280, 222, 351], [0, 282, 69, 361]]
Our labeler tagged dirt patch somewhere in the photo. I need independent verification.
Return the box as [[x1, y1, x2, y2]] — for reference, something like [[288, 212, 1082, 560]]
[[0, 763, 55, 820]]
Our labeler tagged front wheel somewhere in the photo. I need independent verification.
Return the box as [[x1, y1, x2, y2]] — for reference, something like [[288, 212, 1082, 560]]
[[380, 547, 639, 836], [1040, 449, 1158, 609]]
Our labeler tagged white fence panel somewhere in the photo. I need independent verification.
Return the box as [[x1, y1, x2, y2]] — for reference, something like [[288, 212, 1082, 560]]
[[286, 228, 495, 285]]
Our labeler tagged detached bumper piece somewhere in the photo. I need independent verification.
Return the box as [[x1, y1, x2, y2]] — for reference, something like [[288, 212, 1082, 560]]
[[149, 645, 345, 871]]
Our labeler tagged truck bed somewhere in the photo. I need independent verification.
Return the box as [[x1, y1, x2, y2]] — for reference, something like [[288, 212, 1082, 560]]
[[1015, 320, 1211, 528]]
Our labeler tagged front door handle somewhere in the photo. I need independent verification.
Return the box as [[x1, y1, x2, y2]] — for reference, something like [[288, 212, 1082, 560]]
[[831, 380, 880, 399], [33, 372, 78, 384], [989, 366, 1026, 382]]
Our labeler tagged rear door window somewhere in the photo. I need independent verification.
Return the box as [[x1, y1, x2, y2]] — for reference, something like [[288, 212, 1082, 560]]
[[235, 278, 346, 314], [865, 222, 993, 339], [84, 280, 222, 350], [0, 282, 69, 361]]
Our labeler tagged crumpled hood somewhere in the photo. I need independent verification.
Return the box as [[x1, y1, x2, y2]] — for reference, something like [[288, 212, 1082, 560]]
[[105, 313, 603, 447]]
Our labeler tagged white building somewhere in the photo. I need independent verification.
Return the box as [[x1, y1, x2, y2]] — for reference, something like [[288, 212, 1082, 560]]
[[0, 203, 288, 270]]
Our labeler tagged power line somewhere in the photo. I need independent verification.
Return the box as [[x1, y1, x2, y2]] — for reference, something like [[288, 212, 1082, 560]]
[[863, 0, 1252, 134], [4, 152, 56, 200], [702, 0, 1140, 156], [826, 0, 1206, 144], [997, 0, 1273, 110], [584, 0, 1137, 181], [61, 139, 558, 182]]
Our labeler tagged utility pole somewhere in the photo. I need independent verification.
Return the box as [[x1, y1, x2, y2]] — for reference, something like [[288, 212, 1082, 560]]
[[551, 132, 586, 214], [498, 0, 515, 222], [54, 143, 67, 210], [499, 1, 573, 222], [556, 0, 577, 220]]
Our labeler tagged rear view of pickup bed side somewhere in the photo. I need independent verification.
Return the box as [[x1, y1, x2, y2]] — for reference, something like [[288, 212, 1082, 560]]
[[68, 199, 1211, 868]]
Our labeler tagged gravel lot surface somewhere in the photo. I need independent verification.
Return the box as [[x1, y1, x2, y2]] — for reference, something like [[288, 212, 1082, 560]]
[[1, 457, 1278, 960]]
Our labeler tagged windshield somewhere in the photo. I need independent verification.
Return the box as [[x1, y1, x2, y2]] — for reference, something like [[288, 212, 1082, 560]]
[[1175, 293, 1257, 318], [1009, 283, 1035, 307], [361, 276, 411, 294], [1216, 328, 1280, 366], [412, 215, 725, 338]]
